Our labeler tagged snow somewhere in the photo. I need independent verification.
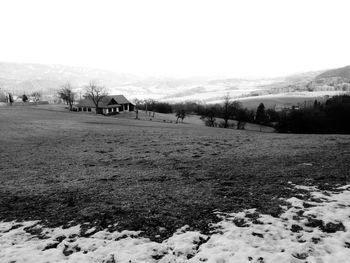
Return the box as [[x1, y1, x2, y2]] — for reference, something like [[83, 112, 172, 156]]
[[193, 184, 350, 263], [1, 185, 350, 263]]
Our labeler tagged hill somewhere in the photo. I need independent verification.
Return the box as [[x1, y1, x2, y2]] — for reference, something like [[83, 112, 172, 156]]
[[0, 62, 139, 96], [0, 105, 349, 263], [315, 65, 350, 80], [0, 62, 349, 105], [237, 92, 339, 109]]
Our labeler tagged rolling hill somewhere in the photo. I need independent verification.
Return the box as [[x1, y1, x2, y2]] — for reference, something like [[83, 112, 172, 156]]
[[315, 65, 350, 80], [0, 62, 139, 96], [0, 62, 349, 105]]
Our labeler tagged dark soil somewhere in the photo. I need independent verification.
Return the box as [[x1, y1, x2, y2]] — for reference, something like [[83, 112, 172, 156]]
[[0, 106, 349, 241]]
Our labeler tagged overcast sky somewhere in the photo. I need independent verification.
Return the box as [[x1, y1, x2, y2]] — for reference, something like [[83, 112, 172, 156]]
[[0, 0, 349, 78]]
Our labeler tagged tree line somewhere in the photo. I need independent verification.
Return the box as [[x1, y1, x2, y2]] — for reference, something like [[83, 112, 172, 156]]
[[58, 82, 350, 134], [134, 94, 350, 134], [134, 95, 256, 129], [275, 95, 350, 134]]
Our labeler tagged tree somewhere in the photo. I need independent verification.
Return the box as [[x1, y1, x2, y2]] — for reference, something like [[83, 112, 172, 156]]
[[31, 91, 41, 102], [231, 101, 243, 118], [144, 99, 154, 114], [133, 99, 143, 109], [266, 108, 279, 122], [222, 93, 232, 128], [202, 106, 217, 127], [275, 95, 350, 134], [22, 94, 28, 102], [313, 99, 321, 109], [58, 82, 76, 111], [236, 108, 250, 129], [84, 81, 107, 114], [256, 103, 267, 124], [176, 109, 186, 123], [8, 93, 13, 105]]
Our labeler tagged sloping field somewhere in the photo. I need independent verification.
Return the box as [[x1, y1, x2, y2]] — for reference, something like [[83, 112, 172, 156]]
[[115, 110, 274, 133], [238, 91, 349, 109], [0, 105, 349, 244]]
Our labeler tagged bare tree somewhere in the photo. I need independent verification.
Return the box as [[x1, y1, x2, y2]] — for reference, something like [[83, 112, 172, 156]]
[[8, 93, 13, 105], [202, 106, 217, 127], [230, 101, 246, 129], [31, 91, 41, 102], [84, 81, 107, 114], [133, 98, 142, 108], [176, 109, 186, 123], [231, 101, 242, 117], [144, 99, 154, 115], [58, 82, 76, 111]]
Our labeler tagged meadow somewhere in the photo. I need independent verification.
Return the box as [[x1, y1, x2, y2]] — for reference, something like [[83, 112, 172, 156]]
[[0, 105, 349, 241]]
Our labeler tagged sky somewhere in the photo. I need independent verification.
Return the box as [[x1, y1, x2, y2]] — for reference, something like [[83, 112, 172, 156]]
[[0, 0, 350, 78]]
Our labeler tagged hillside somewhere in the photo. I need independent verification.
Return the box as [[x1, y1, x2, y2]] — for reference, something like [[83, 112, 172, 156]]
[[0, 106, 349, 262], [0, 62, 139, 96], [240, 67, 350, 103], [315, 65, 350, 80], [237, 91, 346, 109]]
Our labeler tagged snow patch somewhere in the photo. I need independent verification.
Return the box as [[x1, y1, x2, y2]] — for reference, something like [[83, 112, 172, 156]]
[[1, 185, 350, 262]]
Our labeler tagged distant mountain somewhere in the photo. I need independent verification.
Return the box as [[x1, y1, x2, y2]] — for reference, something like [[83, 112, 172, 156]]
[[241, 71, 324, 97], [305, 65, 350, 94], [0, 62, 139, 95], [0, 62, 349, 104], [315, 65, 350, 80], [0, 62, 281, 102]]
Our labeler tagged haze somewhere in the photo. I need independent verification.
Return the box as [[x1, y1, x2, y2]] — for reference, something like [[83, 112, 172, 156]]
[[1, 0, 350, 78]]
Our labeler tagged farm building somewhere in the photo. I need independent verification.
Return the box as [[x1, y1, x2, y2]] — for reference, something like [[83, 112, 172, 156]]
[[76, 95, 135, 114]]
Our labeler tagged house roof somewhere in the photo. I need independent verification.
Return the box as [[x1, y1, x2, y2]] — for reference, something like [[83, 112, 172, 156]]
[[77, 95, 133, 108], [77, 97, 120, 108], [76, 98, 95, 107], [110, 95, 133, 105]]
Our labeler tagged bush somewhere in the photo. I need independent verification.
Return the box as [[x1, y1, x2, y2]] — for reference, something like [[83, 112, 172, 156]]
[[218, 120, 235, 128]]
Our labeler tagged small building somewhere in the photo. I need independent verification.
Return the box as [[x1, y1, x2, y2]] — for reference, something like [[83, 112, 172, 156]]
[[76, 95, 134, 114]]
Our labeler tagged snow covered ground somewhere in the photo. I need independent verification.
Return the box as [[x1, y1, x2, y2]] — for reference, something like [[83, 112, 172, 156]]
[[1, 184, 350, 263]]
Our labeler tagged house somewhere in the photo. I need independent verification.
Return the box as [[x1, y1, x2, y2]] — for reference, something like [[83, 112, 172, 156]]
[[76, 95, 135, 114]]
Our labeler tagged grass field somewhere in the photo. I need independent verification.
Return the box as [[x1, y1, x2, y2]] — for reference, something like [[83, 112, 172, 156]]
[[238, 91, 349, 109], [116, 110, 275, 133], [0, 105, 349, 242]]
